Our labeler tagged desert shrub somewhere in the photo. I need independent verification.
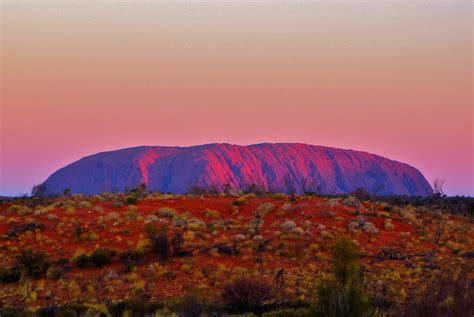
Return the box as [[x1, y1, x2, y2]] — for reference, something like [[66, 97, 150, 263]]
[[281, 220, 297, 232], [126, 193, 139, 205], [0, 306, 22, 317], [262, 308, 310, 317], [221, 277, 279, 314], [47, 213, 58, 221], [152, 233, 169, 261], [145, 215, 159, 223], [113, 200, 124, 208], [34, 207, 50, 216], [90, 248, 117, 266], [46, 265, 64, 280], [256, 203, 275, 217], [37, 304, 89, 317], [171, 293, 220, 317], [77, 201, 92, 209], [0, 266, 22, 283], [320, 231, 334, 240], [144, 223, 158, 239], [73, 254, 90, 268], [320, 210, 336, 218], [8, 204, 23, 213], [384, 219, 394, 231], [17, 206, 33, 216], [233, 194, 256, 206], [16, 249, 50, 278], [120, 249, 145, 272], [106, 211, 120, 222], [145, 223, 170, 261], [312, 236, 371, 317], [397, 263, 474, 317], [273, 193, 287, 200], [157, 207, 177, 218], [204, 209, 220, 218], [108, 297, 162, 317], [171, 232, 184, 256]]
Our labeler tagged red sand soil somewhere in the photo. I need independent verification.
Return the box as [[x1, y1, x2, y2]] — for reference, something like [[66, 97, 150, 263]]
[[0, 195, 472, 309]]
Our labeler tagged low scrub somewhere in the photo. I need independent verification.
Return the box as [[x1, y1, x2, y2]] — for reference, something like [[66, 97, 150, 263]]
[[222, 277, 280, 314], [0, 266, 22, 283], [73, 248, 117, 268], [312, 236, 372, 317], [16, 249, 50, 278]]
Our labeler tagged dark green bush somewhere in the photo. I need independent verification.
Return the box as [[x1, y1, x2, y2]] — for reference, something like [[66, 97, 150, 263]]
[[73, 254, 90, 268], [126, 193, 138, 205], [38, 304, 88, 317], [46, 265, 64, 280], [107, 297, 162, 317], [16, 249, 50, 278], [222, 277, 278, 314], [144, 224, 169, 261], [397, 263, 474, 317], [152, 233, 169, 261], [0, 307, 22, 317], [0, 266, 22, 283], [171, 294, 220, 317], [312, 236, 371, 317], [90, 248, 117, 267], [120, 249, 145, 272], [73, 248, 116, 268], [262, 308, 310, 317]]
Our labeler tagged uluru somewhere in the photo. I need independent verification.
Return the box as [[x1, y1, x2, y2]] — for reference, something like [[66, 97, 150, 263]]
[[37, 143, 432, 196]]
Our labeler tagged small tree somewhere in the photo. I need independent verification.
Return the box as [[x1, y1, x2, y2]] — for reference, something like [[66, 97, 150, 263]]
[[353, 187, 370, 216], [171, 232, 184, 256], [433, 179, 446, 197], [253, 239, 270, 264], [31, 184, 46, 197], [153, 233, 169, 262], [312, 236, 371, 317]]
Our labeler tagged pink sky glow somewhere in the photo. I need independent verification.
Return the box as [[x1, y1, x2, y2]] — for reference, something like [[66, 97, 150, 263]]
[[1, 2, 472, 196]]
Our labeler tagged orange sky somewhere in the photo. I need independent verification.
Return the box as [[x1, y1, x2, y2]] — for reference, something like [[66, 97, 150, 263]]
[[1, 2, 472, 196]]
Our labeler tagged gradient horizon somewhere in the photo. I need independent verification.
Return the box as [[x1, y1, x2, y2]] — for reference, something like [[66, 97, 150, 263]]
[[1, 2, 472, 196]]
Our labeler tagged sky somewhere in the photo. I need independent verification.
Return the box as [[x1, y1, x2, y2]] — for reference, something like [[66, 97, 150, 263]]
[[1, 1, 472, 196]]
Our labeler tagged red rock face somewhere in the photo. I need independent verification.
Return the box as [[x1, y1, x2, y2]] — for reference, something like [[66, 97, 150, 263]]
[[40, 143, 432, 196]]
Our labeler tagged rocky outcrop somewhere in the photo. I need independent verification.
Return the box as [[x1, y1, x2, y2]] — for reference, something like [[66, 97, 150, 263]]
[[39, 143, 432, 196]]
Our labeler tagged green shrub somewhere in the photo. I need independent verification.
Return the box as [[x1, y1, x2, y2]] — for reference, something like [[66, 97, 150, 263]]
[[0, 266, 22, 283], [157, 207, 177, 218], [397, 263, 474, 317], [171, 293, 220, 317], [46, 265, 64, 280], [16, 249, 50, 278], [73, 248, 116, 267], [222, 277, 278, 314], [256, 202, 275, 217], [89, 248, 117, 267], [312, 236, 371, 317], [126, 193, 139, 205], [204, 209, 220, 218], [77, 201, 92, 209], [107, 297, 162, 317], [262, 308, 310, 317], [120, 249, 145, 272], [73, 254, 90, 268], [153, 233, 169, 261]]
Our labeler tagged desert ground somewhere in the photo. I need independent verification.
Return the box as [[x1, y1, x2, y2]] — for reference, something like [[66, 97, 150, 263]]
[[0, 192, 472, 316]]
